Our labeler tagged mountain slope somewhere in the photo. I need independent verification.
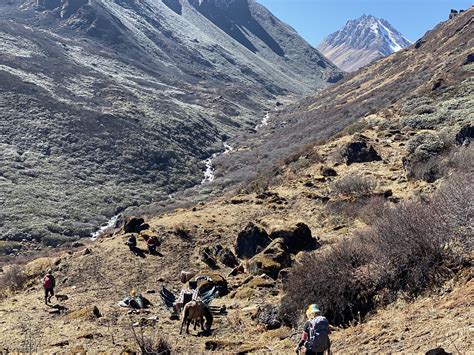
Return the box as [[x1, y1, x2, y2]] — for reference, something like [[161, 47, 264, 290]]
[[0, 8, 472, 354], [214, 8, 472, 186], [318, 14, 412, 72], [0, 0, 341, 249]]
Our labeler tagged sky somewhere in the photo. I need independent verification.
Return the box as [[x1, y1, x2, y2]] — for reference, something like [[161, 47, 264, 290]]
[[257, 0, 473, 45]]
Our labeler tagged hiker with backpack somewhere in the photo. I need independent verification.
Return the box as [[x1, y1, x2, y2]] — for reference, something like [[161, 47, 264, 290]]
[[43, 271, 56, 305], [295, 304, 331, 355], [146, 236, 157, 254]]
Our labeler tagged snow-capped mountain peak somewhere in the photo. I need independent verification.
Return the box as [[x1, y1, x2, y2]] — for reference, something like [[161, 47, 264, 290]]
[[318, 14, 412, 72]]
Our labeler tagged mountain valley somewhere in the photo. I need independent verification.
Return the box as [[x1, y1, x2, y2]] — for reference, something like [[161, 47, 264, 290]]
[[0, 3, 473, 354]]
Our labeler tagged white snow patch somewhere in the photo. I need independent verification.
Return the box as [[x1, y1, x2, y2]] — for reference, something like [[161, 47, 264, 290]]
[[378, 21, 403, 52], [369, 22, 379, 35]]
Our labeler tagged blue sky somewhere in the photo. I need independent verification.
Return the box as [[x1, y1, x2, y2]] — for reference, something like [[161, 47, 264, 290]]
[[257, 0, 472, 45]]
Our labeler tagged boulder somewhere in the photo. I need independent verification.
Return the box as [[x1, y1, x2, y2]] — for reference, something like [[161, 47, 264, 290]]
[[320, 166, 337, 177], [341, 139, 382, 165], [66, 305, 101, 320], [123, 217, 148, 233], [426, 348, 451, 355], [180, 270, 198, 284], [455, 124, 473, 146], [200, 247, 218, 269], [71, 241, 84, 248], [253, 305, 282, 330], [213, 245, 239, 268], [464, 53, 474, 65], [248, 238, 291, 279], [270, 223, 319, 254], [235, 223, 271, 259]]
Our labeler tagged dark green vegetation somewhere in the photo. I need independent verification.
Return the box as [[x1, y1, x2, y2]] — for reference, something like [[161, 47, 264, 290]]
[[0, 0, 341, 250]]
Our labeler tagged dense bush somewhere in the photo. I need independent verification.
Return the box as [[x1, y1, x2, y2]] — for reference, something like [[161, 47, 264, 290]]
[[281, 174, 472, 327]]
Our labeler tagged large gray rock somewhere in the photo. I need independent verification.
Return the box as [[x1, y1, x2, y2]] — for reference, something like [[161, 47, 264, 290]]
[[123, 217, 148, 234], [455, 124, 473, 145], [270, 223, 319, 254], [341, 139, 382, 165], [253, 305, 282, 330], [248, 238, 291, 279], [235, 223, 271, 259]]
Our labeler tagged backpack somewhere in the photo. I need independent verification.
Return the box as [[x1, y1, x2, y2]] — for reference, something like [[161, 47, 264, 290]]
[[306, 316, 330, 353], [43, 275, 53, 289]]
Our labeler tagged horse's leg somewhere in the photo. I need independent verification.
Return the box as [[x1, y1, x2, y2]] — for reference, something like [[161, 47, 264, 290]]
[[200, 316, 205, 331], [180, 316, 186, 335], [193, 318, 197, 330], [186, 319, 191, 334]]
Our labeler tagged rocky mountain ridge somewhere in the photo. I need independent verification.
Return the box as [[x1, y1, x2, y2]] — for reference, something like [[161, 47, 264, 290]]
[[318, 14, 412, 72]]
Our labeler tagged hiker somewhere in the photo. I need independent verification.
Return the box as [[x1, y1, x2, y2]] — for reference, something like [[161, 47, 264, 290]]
[[295, 304, 330, 355], [174, 280, 200, 314], [43, 271, 56, 305], [147, 236, 157, 254], [125, 234, 137, 251]]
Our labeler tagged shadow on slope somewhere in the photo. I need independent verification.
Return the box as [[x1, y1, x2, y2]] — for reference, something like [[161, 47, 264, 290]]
[[189, 0, 285, 56]]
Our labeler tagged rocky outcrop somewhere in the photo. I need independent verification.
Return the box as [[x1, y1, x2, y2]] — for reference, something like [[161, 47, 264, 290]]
[[270, 223, 319, 254], [248, 238, 291, 279], [253, 305, 282, 330], [341, 138, 382, 165], [235, 223, 271, 259], [123, 218, 149, 234], [213, 245, 239, 268], [455, 124, 473, 145], [320, 166, 337, 177], [449, 9, 459, 20], [200, 247, 219, 269]]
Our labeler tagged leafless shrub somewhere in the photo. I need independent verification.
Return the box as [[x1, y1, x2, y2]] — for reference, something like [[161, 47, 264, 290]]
[[447, 146, 474, 173], [332, 174, 376, 197], [129, 321, 172, 355], [357, 196, 387, 224], [327, 195, 387, 223], [281, 239, 377, 327], [0, 264, 27, 296], [174, 223, 192, 240], [281, 174, 471, 327]]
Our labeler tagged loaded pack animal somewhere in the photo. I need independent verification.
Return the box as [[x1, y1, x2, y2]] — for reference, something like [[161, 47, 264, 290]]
[[180, 300, 213, 335]]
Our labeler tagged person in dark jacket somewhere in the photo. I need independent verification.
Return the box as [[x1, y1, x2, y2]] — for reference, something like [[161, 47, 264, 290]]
[[295, 304, 331, 355], [43, 271, 56, 304]]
